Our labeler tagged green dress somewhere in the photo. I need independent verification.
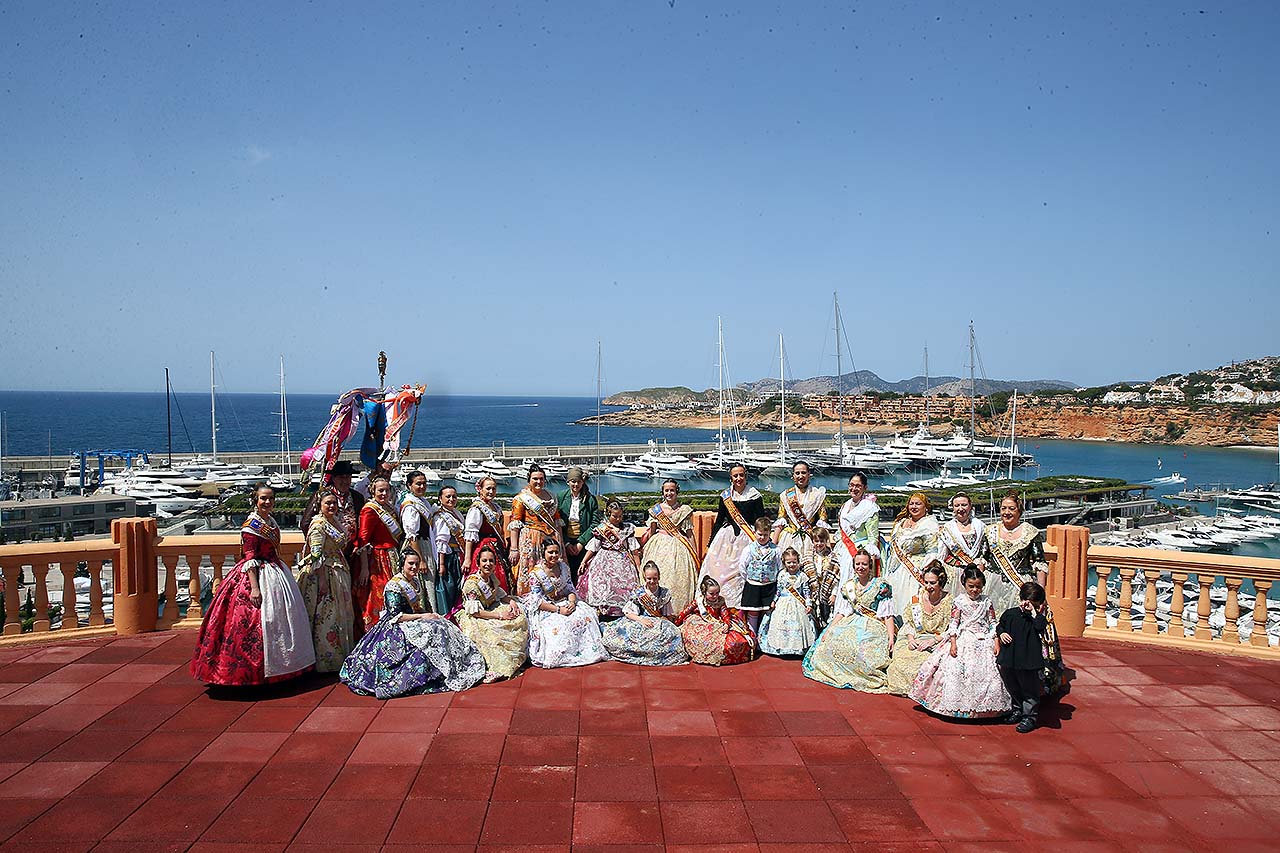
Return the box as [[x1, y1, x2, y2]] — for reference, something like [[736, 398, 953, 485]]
[[802, 578, 894, 692]]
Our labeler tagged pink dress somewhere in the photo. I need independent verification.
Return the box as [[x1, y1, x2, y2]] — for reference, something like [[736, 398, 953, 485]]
[[908, 593, 1010, 718]]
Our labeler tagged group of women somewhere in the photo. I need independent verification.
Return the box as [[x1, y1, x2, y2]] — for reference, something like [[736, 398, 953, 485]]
[[190, 459, 1063, 722]]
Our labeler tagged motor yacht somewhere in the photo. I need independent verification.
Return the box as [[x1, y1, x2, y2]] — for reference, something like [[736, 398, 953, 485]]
[[637, 441, 702, 481], [604, 457, 653, 479]]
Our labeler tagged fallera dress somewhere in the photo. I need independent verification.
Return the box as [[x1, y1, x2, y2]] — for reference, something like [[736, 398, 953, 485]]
[[601, 585, 690, 666], [909, 593, 1010, 718], [577, 521, 641, 617], [464, 498, 512, 592], [833, 495, 881, 589], [805, 548, 842, 633], [938, 518, 986, 598], [699, 487, 767, 608], [773, 485, 828, 561], [455, 571, 529, 678], [339, 574, 486, 698], [521, 561, 609, 668], [759, 570, 817, 656], [674, 596, 755, 666], [883, 516, 942, 618], [802, 577, 894, 692], [431, 507, 467, 616], [354, 501, 404, 630], [981, 522, 1048, 614], [293, 516, 357, 673], [190, 513, 316, 686], [508, 488, 563, 595], [886, 592, 953, 696], [642, 502, 700, 614]]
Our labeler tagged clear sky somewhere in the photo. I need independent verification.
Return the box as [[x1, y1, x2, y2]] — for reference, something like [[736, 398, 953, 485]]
[[2, 2, 1276, 397]]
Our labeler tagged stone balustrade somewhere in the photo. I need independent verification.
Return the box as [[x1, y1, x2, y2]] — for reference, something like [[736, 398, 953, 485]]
[[0, 516, 1277, 660]]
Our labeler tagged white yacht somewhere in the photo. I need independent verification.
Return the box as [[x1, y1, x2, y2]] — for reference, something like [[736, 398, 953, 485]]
[[604, 457, 653, 479], [453, 460, 487, 483], [477, 455, 519, 482], [885, 467, 985, 492], [636, 441, 702, 481]]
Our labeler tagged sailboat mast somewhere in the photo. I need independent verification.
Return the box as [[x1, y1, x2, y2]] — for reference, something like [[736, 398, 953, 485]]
[[835, 293, 844, 457], [968, 322, 976, 448], [924, 345, 930, 429], [165, 367, 173, 467], [210, 351, 217, 462], [279, 356, 287, 476], [779, 333, 786, 452], [717, 317, 725, 453], [595, 341, 602, 467], [282, 358, 291, 478], [1008, 389, 1018, 481]]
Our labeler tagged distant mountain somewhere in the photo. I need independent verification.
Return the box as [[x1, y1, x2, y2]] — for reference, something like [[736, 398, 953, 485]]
[[735, 371, 1076, 397]]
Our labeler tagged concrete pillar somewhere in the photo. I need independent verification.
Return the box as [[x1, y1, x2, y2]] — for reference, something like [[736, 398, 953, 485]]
[[112, 517, 159, 636], [1046, 524, 1090, 638]]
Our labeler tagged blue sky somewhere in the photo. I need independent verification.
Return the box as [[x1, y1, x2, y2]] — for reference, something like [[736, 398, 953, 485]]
[[1, 2, 1276, 397]]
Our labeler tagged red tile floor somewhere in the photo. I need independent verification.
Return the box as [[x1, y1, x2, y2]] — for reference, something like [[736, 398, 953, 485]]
[[0, 631, 1278, 851]]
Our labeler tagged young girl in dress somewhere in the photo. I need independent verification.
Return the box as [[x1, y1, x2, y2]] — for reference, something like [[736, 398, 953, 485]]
[[674, 576, 755, 666], [577, 499, 642, 618], [737, 516, 781, 635], [759, 547, 816, 656], [909, 565, 1010, 719]]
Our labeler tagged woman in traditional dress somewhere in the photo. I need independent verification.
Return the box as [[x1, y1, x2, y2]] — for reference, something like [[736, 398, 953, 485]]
[[340, 551, 487, 698], [191, 486, 316, 685], [463, 476, 511, 593], [886, 564, 953, 696], [834, 472, 881, 591], [577, 499, 642, 617], [639, 479, 699, 613], [938, 492, 985, 598], [772, 461, 827, 562], [294, 492, 356, 673], [455, 542, 529, 681], [699, 464, 767, 608], [431, 485, 467, 616], [802, 548, 895, 692], [399, 469, 437, 579], [883, 492, 942, 618], [522, 540, 609, 668], [759, 547, 816, 656], [354, 476, 405, 631], [601, 562, 690, 666], [674, 576, 755, 666], [508, 465, 563, 595], [909, 565, 1010, 719], [979, 492, 1049, 615]]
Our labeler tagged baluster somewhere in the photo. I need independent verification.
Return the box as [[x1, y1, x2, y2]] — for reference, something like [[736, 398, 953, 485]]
[[88, 560, 106, 627], [60, 564, 77, 630], [212, 553, 226, 594], [33, 563, 51, 633], [1141, 568, 1159, 634], [1194, 574, 1214, 642], [1168, 571, 1187, 637], [1223, 578, 1243, 645], [1, 562, 20, 635], [158, 555, 179, 629], [185, 553, 204, 622], [1093, 565, 1111, 629], [1252, 580, 1273, 648], [1117, 568, 1135, 632]]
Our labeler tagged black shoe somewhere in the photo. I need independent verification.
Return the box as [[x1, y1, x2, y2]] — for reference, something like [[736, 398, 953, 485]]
[[999, 711, 1020, 724], [1015, 718, 1037, 734]]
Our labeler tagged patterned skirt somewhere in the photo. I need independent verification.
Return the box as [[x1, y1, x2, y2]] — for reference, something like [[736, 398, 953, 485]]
[[909, 631, 1010, 718], [700, 525, 751, 608], [577, 549, 639, 618], [802, 614, 890, 692], [602, 617, 690, 666], [679, 616, 754, 666], [759, 594, 817, 656], [295, 558, 355, 674], [641, 535, 699, 615], [354, 547, 399, 632], [340, 615, 486, 699], [524, 602, 609, 668], [456, 608, 530, 678]]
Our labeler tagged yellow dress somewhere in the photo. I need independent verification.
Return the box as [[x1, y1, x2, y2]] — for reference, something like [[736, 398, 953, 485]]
[[641, 503, 699, 614], [455, 573, 529, 678], [886, 592, 953, 696], [294, 517, 356, 673]]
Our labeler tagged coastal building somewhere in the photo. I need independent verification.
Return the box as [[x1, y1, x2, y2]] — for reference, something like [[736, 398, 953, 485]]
[[0, 494, 137, 542]]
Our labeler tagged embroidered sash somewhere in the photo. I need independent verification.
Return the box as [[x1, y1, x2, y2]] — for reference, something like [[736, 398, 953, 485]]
[[988, 534, 1031, 588], [518, 490, 562, 537], [370, 501, 403, 541], [594, 522, 630, 552], [468, 575, 497, 608], [847, 581, 882, 620], [721, 491, 756, 537], [437, 508, 466, 552], [782, 488, 819, 536], [940, 522, 984, 567], [634, 588, 666, 617], [472, 499, 507, 545], [650, 504, 701, 569], [533, 565, 569, 600], [242, 514, 281, 546], [889, 535, 926, 587]]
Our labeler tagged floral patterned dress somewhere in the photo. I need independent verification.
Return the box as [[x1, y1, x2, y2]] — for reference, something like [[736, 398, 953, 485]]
[[980, 522, 1048, 614], [883, 516, 942, 618], [456, 572, 529, 678], [339, 574, 486, 698], [601, 586, 690, 666], [508, 489, 563, 595], [909, 593, 1010, 718], [577, 522, 641, 617], [294, 516, 357, 673], [802, 578, 893, 692], [191, 513, 316, 686], [674, 596, 755, 666], [642, 502, 700, 614], [886, 592, 953, 696], [354, 501, 404, 631], [521, 561, 609, 668], [759, 570, 816, 656]]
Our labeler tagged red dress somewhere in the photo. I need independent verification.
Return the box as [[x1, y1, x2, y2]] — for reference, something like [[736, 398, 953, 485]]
[[674, 598, 756, 666], [354, 502, 403, 631], [468, 502, 512, 593]]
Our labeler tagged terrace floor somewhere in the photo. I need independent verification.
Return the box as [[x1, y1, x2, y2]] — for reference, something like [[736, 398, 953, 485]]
[[0, 631, 1278, 852]]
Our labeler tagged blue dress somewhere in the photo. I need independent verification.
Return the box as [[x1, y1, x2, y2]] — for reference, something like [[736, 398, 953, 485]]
[[340, 575, 486, 698], [601, 586, 690, 666]]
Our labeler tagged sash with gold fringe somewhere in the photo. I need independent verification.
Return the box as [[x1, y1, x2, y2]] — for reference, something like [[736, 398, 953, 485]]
[[650, 504, 701, 569]]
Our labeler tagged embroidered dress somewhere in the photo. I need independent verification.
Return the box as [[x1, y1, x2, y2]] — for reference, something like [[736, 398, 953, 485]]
[[909, 593, 1010, 718], [577, 522, 641, 617], [601, 585, 690, 666], [294, 516, 357, 673], [981, 523, 1048, 614], [432, 507, 467, 616], [191, 513, 316, 686], [339, 575, 486, 698], [674, 597, 755, 666], [802, 578, 893, 692], [508, 488, 563, 595], [773, 485, 828, 561], [354, 501, 405, 630], [400, 493, 438, 581], [834, 496, 881, 590], [641, 502, 699, 613], [456, 572, 529, 678], [886, 592, 953, 696], [938, 518, 986, 597], [464, 498, 512, 592], [699, 487, 767, 608], [522, 562, 609, 668], [805, 549, 841, 632], [883, 516, 942, 618], [759, 570, 816, 656]]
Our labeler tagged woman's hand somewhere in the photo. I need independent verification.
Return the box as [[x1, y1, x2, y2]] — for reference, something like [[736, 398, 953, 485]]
[[993, 638, 1001, 657], [357, 568, 369, 589], [249, 585, 263, 607], [999, 632, 1013, 645], [641, 616, 656, 629], [563, 598, 577, 616], [949, 638, 958, 658]]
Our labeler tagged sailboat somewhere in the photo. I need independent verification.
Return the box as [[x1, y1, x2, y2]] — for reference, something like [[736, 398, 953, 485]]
[[691, 318, 749, 475], [268, 356, 296, 491], [755, 333, 808, 478]]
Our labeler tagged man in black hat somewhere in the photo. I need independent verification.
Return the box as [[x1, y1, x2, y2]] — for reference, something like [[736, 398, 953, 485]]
[[301, 459, 366, 544]]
